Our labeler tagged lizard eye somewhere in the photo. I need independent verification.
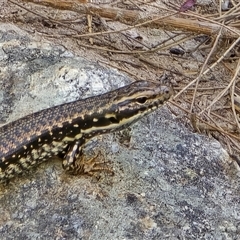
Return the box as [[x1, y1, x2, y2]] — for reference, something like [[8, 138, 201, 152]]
[[136, 97, 147, 104], [108, 116, 119, 124]]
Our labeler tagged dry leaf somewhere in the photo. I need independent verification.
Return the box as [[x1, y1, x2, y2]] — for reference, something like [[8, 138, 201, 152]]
[[180, 0, 196, 12]]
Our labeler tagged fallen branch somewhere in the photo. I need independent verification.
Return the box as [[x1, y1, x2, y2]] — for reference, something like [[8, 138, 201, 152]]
[[19, 0, 239, 39]]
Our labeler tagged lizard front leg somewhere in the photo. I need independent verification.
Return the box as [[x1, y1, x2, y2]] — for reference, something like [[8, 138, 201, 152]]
[[62, 141, 81, 173], [62, 141, 113, 176]]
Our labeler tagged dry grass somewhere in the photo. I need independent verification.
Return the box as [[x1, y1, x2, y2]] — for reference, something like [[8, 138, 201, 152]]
[[2, 0, 240, 158]]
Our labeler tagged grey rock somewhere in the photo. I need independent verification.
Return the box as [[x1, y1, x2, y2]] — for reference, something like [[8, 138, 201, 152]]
[[0, 23, 239, 240]]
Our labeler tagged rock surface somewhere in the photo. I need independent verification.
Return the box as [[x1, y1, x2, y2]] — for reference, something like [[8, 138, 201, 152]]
[[0, 24, 239, 240]]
